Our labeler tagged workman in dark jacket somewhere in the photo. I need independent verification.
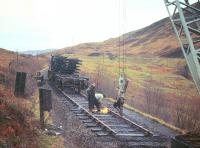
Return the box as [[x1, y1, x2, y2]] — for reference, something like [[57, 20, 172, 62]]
[[86, 83, 101, 112], [87, 83, 95, 112], [113, 96, 124, 115]]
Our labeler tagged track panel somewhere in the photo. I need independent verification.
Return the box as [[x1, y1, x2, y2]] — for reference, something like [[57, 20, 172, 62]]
[[59, 89, 153, 139]]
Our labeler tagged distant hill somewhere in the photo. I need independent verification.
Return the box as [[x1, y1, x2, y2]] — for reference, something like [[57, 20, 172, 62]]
[[51, 17, 181, 58], [0, 48, 48, 74], [20, 48, 56, 56]]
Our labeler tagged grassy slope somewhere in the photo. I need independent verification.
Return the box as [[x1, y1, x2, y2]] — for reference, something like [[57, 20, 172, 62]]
[[68, 54, 198, 98], [0, 49, 38, 146], [0, 48, 63, 147]]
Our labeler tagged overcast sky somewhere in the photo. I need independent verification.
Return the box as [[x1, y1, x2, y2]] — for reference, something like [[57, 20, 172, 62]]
[[0, 0, 172, 51]]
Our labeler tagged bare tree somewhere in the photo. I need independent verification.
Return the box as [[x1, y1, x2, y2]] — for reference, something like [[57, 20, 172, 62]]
[[174, 94, 200, 131], [144, 77, 164, 116]]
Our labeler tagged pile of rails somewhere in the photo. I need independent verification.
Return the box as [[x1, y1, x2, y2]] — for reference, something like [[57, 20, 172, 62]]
[[48, 55, 89, 93], [50, 56, 81, 75]]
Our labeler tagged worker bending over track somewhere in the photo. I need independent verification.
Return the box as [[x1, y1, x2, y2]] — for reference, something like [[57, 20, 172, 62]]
[[95, 93, 104, 109]]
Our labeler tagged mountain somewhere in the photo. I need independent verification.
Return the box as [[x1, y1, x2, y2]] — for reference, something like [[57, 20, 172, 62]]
[[20, 48, 56, 56], [51, 17, 181, 58]]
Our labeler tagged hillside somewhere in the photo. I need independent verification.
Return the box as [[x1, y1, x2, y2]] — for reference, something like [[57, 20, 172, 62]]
[[52, 17, 181, 58], [0, 48, 54, 147], [0, 48, 16, 73]]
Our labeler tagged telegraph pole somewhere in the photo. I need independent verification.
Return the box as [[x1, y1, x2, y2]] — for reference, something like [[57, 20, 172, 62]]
[[16, 49, 19, 64]]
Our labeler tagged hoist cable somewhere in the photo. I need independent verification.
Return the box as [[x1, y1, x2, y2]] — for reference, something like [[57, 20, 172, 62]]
[[122, 0, 126, 75], [123, 0, 128, 74], [118, 0, 121, 77], [118, 0, 128, 76], [102, 46, 105, 79], [122, 0, 125, 75]]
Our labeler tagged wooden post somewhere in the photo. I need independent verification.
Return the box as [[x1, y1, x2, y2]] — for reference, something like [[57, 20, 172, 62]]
[[39, 88, 44, 130], [14, 72, 27, 96], [39, 88, 52, 130], [40, 108, 45, 130]]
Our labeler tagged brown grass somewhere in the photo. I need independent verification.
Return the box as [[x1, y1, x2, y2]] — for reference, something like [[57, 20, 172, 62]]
[[0, 48, 49, 147]]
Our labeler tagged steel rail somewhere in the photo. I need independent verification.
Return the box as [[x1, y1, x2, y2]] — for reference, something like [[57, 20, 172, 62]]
[[60, 89, 117, 135], [59, 89, 153, 138], [80, 92, 153, 136]]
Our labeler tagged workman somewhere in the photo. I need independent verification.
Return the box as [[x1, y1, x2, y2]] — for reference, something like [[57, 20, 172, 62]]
[[113, 95, 124, 115], [86, 83, 103, 112], [86, 83, 96, 112], [95, 93, 104, 111], [113, 74, 129, 115]]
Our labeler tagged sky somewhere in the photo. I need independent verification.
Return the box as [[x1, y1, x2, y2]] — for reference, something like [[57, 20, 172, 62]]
[[0, 0, 172, 51]]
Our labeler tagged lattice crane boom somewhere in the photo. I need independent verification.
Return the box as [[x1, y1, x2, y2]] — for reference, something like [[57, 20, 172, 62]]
[[164, 0, 200, 94]]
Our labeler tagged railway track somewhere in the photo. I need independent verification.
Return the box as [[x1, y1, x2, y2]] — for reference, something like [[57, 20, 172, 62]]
[[42, 78, 169, 147], [54, 87, 168, 147], [60, 89, 153, 138]]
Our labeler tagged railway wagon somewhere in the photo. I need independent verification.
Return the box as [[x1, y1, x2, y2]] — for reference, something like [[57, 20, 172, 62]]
[[48, 55, 89, 93]]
